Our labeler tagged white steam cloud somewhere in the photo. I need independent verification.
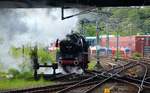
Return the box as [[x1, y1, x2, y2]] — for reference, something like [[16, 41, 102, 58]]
[[0, 8, 78, 70], [11, 8, 78, 46]]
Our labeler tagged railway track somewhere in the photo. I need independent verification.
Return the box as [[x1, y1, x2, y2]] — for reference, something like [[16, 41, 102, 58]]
[[56, 60, 150, 93], [1, 81, 78, 93], [2, 58, 150, 93], [50, 73, 93, 82]]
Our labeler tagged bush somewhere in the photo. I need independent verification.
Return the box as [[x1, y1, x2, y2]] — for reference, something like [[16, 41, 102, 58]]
[[8, 68, 20, 79], [8, 68, 33, 80], [132, 52, 142, 60], [0, 72, 8, 79], [17, 71, 33, 80], [38, 48, 55, 64]]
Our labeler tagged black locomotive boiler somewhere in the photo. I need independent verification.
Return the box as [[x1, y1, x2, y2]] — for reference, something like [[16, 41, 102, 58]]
[[56, 33, 89, 73]]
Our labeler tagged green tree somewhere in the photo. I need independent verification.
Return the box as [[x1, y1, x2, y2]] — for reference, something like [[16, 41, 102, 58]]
[[78, 7, 150, 36], [38, 48, 55, 64]]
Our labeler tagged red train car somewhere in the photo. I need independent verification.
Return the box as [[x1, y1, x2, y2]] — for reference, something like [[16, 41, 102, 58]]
[[100, 35, 150, 56], [101, 36, 135, 50], [135, 35, 150, 56]]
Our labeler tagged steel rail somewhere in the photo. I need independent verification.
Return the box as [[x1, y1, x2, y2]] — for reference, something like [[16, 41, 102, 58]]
[[108, 60, 137, 71], [26, 80, 101, 93], [105, 61, 150, 89], [57, 60, 136, 93], [56, 74, 99, 93], [121, 77, 150, 87], [2, 81, 78, 93], [84, 63, 140, 93], [92, 70, 150, 89], [96, 62, 150, 92], [97, 60, 135, 75], [137, 63, 148, 93], [92, 69, 150, 88], [145, 77, 150, 81]]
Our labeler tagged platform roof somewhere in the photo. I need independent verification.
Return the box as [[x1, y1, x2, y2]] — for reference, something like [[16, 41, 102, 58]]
[[0, 0, 149, 8], [48, 0, 150, 7]]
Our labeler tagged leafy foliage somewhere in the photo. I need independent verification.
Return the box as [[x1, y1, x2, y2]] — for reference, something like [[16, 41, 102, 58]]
[[7, 68, 33, 80], [38, 48, 55, 64], [17, 71, 33, 80], [88, 60, 96, 70], [10, 46, 55, 64], [132, 52, 142, 60], [0, 72, 8, 79], [8, 46, 56, 80], [8, 68, 20, 79], [78, 7, 150, 36], [10, 47, 22, 58]]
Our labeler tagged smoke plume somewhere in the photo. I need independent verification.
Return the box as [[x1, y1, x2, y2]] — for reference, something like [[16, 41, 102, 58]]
[[0, 8, 78, 71]]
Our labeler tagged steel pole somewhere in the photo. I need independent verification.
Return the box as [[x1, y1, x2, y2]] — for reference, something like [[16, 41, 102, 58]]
[[96, 18, 100, 65], [116, 27, 119, 61], [94, 9, 103, 70], [81, 20, 85, 36], [106, 23, 109, 56]]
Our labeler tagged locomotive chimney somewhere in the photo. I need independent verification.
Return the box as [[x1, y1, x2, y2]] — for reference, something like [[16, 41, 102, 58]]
[[56, 39, 59, 47]]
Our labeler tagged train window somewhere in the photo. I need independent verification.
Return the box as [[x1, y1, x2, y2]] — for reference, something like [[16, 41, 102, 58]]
[[86, 38, 96, 46]]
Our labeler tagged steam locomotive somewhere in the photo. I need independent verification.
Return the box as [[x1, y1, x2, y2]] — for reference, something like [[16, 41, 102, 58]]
[[56, 33, 89, 73]]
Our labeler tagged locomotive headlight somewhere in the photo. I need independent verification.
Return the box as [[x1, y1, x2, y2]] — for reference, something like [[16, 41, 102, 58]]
[[74, 60, 79, 65], [74, 58, 79, 65]]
